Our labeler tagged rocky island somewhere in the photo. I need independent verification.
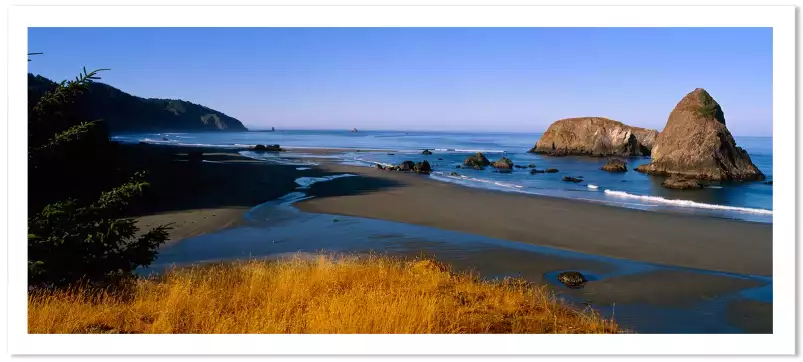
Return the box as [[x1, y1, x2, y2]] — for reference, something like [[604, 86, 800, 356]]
[[529, 117, 659, 157], [634, 88, 764, 181]]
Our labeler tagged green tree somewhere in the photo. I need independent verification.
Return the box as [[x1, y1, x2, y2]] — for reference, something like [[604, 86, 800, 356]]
[[28, 67, 169, 287]]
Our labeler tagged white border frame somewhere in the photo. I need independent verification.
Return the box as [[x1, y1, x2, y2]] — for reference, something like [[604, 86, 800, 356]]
[[6, 4, 795, 356]]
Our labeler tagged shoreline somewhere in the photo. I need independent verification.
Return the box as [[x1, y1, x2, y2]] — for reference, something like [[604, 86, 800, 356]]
[[295, 163, 772, 277], [126, 144, 771, 276]]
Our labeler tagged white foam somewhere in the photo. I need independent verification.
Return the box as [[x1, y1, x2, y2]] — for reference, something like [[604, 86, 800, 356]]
[[587, 184, 599, 190], [433, 148, 505, 154], [295, 174, 357, 189], [430, 172, 524, 189], [603, 190, 772, 215], [296, 167, 312, 171]]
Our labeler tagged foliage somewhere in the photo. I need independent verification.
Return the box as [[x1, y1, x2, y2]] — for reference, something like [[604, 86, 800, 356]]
[[696, 89, 726, 124], [28, 67, 169, 288]]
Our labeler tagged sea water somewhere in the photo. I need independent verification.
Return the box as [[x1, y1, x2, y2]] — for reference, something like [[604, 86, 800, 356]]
[[114, 130, 773, 223]]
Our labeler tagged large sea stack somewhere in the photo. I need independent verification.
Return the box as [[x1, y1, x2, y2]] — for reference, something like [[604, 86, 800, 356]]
[[529, 117, 658, 157], [636, 88, 764, 181]]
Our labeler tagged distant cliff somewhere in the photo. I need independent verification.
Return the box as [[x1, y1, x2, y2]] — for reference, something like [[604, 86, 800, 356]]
[[28, 74, 247, 133]]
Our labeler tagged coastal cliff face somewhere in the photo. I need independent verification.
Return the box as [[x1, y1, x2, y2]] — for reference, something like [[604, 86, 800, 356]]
[[28, 74, 247, 133], [636, 88, 764, 181], [530, 117, 659, 157]]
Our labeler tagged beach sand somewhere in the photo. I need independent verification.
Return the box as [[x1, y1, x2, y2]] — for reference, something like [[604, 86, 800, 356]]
[[124, 144, 772, 332], [297, 163, 772, 277]]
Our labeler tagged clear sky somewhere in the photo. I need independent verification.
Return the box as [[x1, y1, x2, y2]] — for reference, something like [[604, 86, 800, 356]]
[[28, 27, 772, 136]]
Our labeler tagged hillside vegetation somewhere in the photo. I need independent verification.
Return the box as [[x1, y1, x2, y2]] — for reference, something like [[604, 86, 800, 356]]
[[28, 74, 247, 133]]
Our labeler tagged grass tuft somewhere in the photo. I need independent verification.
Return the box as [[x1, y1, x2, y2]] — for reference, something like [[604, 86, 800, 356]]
[[28, 255, 619, 334]]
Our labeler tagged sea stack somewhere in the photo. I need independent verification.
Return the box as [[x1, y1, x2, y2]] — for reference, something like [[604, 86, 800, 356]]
[[529, 117, 658, 157], [636, 88, 764, 181]]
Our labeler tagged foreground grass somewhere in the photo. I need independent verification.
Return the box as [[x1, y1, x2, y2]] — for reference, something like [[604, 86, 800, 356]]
[[29, 255, 618, 334]]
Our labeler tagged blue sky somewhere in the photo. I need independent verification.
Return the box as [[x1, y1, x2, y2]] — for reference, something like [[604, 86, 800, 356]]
[[28, 27, 772, 136]]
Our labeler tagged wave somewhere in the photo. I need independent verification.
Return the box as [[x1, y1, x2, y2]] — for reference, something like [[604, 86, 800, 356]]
[[430, 172, 524, 190], [295, 174, 357, 189], [432, 148, 506, 154], [603, 190, 772, 215], [587, 184, 599, 190]]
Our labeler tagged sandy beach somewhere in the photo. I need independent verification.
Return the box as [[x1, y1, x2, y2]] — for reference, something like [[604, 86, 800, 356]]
[[126, 144, 772, 276], [122, 144, 772, 333], [297, 163, 772, 277]]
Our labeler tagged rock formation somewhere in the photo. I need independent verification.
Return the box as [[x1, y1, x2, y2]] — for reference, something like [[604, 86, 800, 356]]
[[636, 88, 764, 181], [530, 117, 659, 157], [557, 271, 587, 288], [600, 159, 628, 172], [463, 152, 490, 167], [662, 176, 704, 190], [491, 157, 514, 170]]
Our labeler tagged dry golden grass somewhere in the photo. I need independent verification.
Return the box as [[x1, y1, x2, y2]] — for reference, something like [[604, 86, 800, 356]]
[[28, 255, 618, 334]]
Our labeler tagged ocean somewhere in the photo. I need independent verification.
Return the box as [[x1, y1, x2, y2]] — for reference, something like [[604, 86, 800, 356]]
[[113, 130, 773, 223]]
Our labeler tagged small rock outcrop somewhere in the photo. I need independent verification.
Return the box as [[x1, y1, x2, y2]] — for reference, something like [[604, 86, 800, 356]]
[[413, 160, 432, 174], [491, 157, 514, 170], [544, 168, 559, 173], [530, 117, 659, 157], [253, 144, 283, 152], [422, 149, 433, 155], [662, 176, 704, 190], [600, 159, 628, 173], [398, 160, 415, 171], [530, 169, 545, 174], [636, 88, 764, 181], [464, 152, 491, 167], [634, 164, 650, 173], [557, 271, 587, 288], [562, 176, 583, 183]]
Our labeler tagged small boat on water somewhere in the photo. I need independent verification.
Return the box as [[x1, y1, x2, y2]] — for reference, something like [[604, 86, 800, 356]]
[[351, 127, 358, 132]]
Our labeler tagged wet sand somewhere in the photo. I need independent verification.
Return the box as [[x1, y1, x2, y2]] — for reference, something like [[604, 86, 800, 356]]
[[125, 144, 772, 333], [297, 163, 772, 277]]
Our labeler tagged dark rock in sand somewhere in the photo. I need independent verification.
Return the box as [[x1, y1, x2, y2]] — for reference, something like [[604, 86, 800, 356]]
[[463, 152, 491, 167], [601, 158, 628, 173], [637, 88, 764, 181], [530, 117, 658, 157], [492, 157, 514, 170], [562, 176, 583, 183], [662, 176, 704, 190], [557, 271, 587, 287], [545, 168, 559, 173], [253, 144, 283, 152], [398, 160, 416, 171], [375, 164, 385, 170], [528, 163, 536, 168], [422, 149, 433, 155], [413, 160, 432, 174]]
